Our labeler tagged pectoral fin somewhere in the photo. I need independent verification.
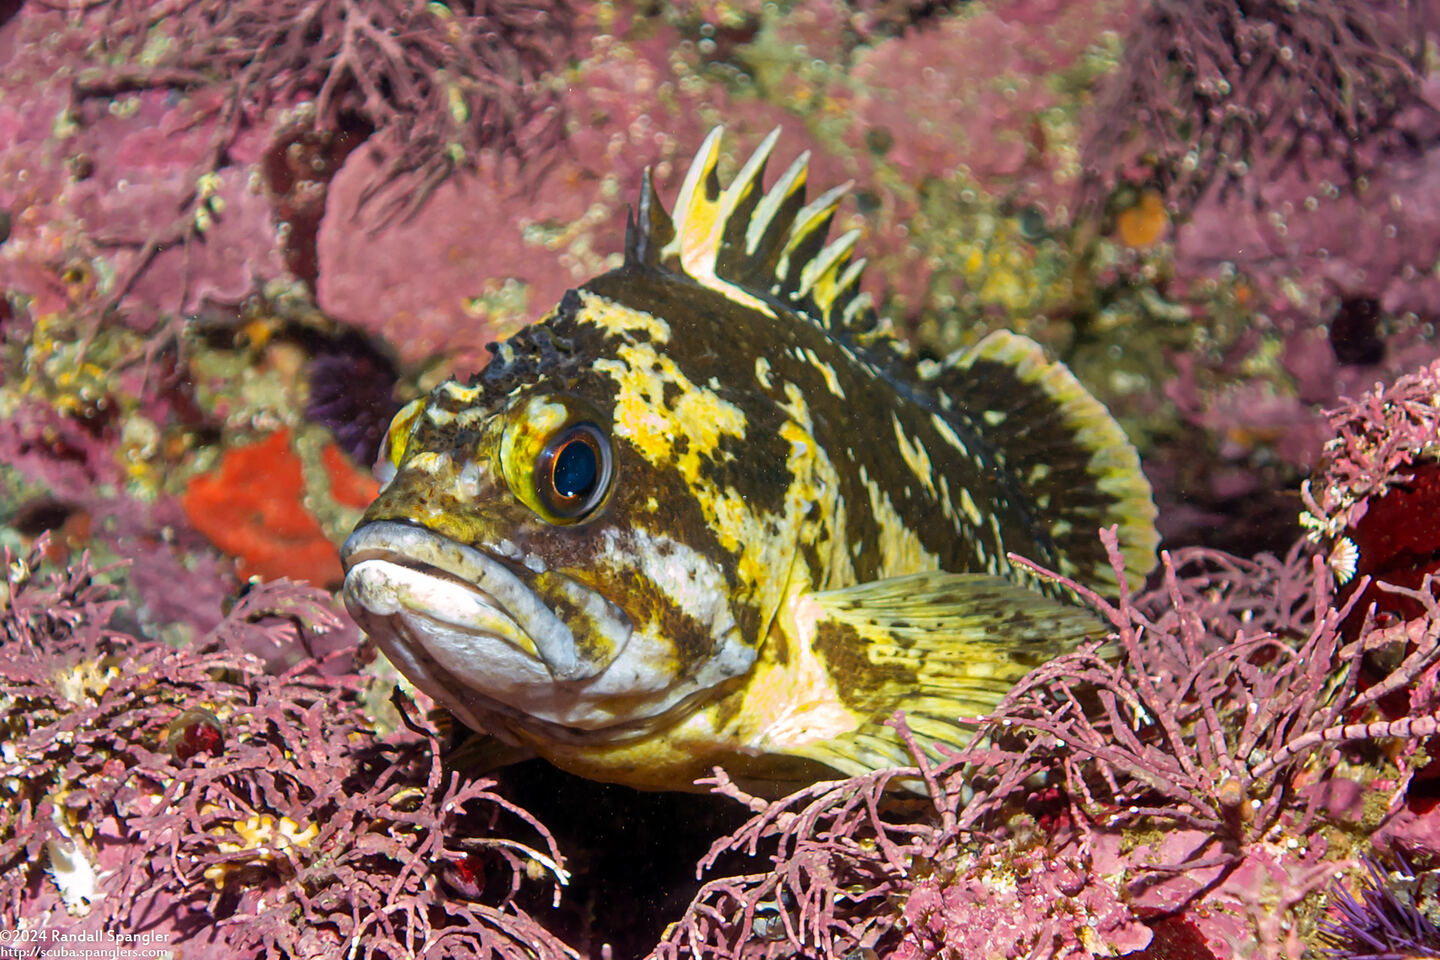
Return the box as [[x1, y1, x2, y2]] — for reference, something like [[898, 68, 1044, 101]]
[[765, 571, 1103, 778]]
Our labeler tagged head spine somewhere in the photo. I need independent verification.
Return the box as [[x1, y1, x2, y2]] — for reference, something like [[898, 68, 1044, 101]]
[[623, 127, 896, 348]]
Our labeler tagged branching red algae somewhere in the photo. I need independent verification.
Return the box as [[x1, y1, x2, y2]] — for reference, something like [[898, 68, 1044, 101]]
[[1, 537, 575, 959]]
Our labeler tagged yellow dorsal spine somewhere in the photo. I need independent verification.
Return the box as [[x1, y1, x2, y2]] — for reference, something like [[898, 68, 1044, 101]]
[[628, 127, 888, 338]]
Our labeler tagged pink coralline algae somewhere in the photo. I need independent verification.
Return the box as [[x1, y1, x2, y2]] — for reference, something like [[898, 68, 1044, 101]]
[[845, 0, 1123, 207], [22, 508, 1440, 959], [1172, 135, 1440, 319], [1082, 0, 1432, 207], [995, 536, 1383, 846], [0, 70, 284, 322], [74, 0, 576, 206], [315, 24, 795, 371], [1, 540, 573, 960], [0, 0, 574, 335], [1141, 291, 1440, 558], [655, 412, 1440, 960], [1301, 357, 1440, 615], [0, 393, 236, 638], [1081, 0, 1440, 350]]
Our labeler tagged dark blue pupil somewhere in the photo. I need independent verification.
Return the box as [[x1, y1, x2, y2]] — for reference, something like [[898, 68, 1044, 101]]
[[552, 438, 597, 499]]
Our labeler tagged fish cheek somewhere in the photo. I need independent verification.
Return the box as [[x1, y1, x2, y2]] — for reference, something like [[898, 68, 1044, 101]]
[[585, 556, 715, 675], [608, 450, 761, 670]]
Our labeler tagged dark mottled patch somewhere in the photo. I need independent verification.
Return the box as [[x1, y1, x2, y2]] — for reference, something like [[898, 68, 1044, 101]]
[[700, 416, 790, 516], [580, 267, 1060, 587], [811, 620, 916, 714], [476, 299, 582, 391], [700, 692, 745, 744]]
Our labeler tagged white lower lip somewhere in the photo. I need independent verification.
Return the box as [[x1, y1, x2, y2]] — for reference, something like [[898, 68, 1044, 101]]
[[342, 553, 669, 733], [344, 558, 530, 647], [342, 521, 594, 680], [345, 557, 554, 696]]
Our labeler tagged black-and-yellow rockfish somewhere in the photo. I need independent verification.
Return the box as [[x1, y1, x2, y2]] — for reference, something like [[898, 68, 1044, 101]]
[[341, 128, 1159, 793]]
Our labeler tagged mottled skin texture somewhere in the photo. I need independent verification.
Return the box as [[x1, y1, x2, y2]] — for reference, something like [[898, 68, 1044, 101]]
[[343, 132, 1157, 792], [582, 267, 1113, 588]]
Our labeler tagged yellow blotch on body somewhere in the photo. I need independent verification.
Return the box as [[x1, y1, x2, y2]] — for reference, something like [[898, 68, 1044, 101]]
[[858, 464, 940, 578], [574, 290, 672, 344], [804, 348, 846, 399], [755, 356, 773, 390], [594, 341, 746, 485], [891, 414, 937, 500]]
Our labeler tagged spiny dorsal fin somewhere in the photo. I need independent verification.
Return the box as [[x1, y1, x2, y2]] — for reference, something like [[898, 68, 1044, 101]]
[[626, 168, 674, 268], [627, 126, 890, 342], [775, 183, 851, 296], [621, 130, 1159, 603], [738, 149, 808, 283], [661, 126, 725, 281]]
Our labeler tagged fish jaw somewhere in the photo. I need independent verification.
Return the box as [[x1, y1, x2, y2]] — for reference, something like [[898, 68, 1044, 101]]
[[343, 520, 620, 681], [342, 557, 543, 734], [340, 520, 756, 736]]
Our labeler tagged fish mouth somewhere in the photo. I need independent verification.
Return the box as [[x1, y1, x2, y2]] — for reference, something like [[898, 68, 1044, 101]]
[[341, 520, 630, 683]]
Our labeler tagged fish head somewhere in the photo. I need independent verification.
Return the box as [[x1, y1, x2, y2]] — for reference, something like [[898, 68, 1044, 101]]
[[341, 285, 812, 739]]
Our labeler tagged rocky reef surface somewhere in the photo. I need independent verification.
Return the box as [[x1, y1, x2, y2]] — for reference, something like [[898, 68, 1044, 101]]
[[4, 0, 1440, 956]]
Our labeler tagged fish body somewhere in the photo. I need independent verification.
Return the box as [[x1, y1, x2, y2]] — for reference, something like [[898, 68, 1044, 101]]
[[341, 129, 1158, 793]]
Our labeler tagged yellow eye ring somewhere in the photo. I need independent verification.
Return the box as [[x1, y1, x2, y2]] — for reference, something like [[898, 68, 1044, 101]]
[[500, 395, 616, 525]]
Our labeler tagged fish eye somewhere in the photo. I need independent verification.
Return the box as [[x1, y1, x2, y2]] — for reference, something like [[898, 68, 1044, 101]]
[[536, 423, 611, 520], [500, 395, 617, 524]]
